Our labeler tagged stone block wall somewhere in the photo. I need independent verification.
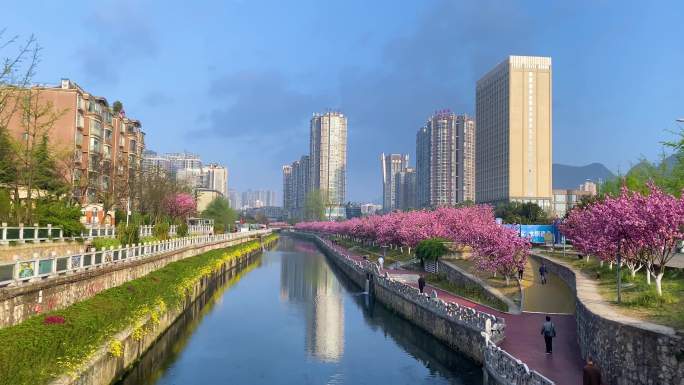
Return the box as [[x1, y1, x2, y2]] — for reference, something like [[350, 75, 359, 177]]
[[0, 236, 261, 328], [529, 253, 684, 385]]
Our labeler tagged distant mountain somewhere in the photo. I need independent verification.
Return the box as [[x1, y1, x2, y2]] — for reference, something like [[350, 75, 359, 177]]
[[553, 163, 615, 190]]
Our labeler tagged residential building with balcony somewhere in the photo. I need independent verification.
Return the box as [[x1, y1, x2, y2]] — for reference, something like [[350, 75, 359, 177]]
[[4, 78, 145, 210]]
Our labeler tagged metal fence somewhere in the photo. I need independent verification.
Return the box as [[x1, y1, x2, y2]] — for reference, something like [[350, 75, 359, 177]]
[[0, 229, 270, 287]]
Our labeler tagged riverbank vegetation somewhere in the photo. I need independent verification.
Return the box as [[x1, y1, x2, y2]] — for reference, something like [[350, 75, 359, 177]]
[[424, 272, 509, 312], [0, 234, 277, 385]]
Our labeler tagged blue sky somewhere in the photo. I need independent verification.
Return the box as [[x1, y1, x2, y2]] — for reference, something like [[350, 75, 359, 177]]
[[5, 0, 684, 202]]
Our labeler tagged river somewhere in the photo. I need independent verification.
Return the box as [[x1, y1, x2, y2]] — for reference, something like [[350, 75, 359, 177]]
[[116, 235, 483, 385]]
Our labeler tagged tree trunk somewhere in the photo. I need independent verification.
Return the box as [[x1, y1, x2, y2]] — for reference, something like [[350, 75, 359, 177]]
[[646, 262, 651, 285], [655, 272, 664, 296], [609, 262, 613, 270], [505, 275, 510, 286]]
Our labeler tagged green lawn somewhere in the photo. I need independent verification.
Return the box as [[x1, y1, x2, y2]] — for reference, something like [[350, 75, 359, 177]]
[[332, 237, 414, 267], [445, 258, 522, 310], [540, 251, 684, 329], [0, 234, 277, 385], [424, 272, 509, 312]]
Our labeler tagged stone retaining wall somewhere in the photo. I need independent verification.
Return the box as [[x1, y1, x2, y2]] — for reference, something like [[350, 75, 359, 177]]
[[438, 260, 519, 314], [529, 252, 684, 385], [48, 237, 277, 385], [0, 235, 264, 328]]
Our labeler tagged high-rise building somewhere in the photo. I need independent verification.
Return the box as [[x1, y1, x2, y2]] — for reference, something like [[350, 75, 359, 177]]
[[282, 165, 294, 212], [310, 111, 347, 219], [4, 78, 145, 207], [203, 163, 228, 197], [142, 150, 172, 174], [228, 189, 240, 209], [381, 153, 409, 212], [395, 167, 417, 211], [241, 189, 277, 209], [165, 152, 202, 174], [416, 110, 475, 208], [475, 56, 552, 209]]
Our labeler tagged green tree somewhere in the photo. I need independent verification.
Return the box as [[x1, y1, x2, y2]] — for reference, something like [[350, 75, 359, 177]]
[[494, 201, 550, 224], [415, 238, 450, 268], [33, 199, 85, 236], [112, 100, 123, 114], [201, 197, 237, 233], [304, 189, 325, 221]]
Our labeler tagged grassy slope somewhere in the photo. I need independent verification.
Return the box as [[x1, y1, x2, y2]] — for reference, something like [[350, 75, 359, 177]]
[[541, 250, 684, 329], [0, 234, 277, 385]]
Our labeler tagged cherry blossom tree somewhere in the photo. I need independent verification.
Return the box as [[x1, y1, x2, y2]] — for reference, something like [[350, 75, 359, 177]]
[[164, 193, 196, 219]]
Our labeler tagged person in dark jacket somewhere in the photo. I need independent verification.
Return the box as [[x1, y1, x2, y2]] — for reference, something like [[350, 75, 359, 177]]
[[583, 356, 602, 385], [540, 315, 556, 354], [418, 275, 426, 293], [539, 263, 548, 284]]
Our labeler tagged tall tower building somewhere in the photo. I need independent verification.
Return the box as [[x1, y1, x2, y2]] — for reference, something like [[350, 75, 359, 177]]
[[381, 153, 409, 212], [282, 165, 294, 212], [310, 111, 347, 219], [475, 56, 552, 208], [415, 111, 475, 208], [203, 163, 228, 196], [395, 167, 417, 211]]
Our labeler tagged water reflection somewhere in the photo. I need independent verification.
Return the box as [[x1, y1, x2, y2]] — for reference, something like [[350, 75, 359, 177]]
[[279, 237, 344, 362]]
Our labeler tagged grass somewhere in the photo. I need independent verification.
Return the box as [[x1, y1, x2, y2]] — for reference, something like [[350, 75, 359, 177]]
[[0, 233, 278, 385], [332, 237, 414, 267], [447, 258, 522, 308], [424, 272, 509, 312], [540, 250, 684, 329]]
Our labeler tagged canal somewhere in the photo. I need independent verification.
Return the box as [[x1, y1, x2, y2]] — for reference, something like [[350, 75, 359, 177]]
[[117, 235, 483, 385]]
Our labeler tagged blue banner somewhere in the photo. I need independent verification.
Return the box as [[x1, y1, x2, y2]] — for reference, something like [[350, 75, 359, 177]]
[[504, 224, 558, 244]]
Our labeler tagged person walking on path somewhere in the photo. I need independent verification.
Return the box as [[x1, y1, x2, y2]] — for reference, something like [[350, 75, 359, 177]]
[[518, 266, 524, 280], [378, 256, 384, 271], [418, 275, 426, 293], [541, 316, 556, 354], [583, 356, 603, 385], [539, 263, 548, 284]]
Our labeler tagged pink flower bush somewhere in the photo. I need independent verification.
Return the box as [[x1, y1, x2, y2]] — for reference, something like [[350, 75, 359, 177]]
[[164, 193, 196, 219], [560, 183, 684, 295], [295, 205, 530, 284]]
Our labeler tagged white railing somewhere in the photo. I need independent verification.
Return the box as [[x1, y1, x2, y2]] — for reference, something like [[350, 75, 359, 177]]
[[0, 223, 118, 245], [139, 224, 212, 238], [484, 340, 554, 385], [0, 223, 63, 244], [81, 225, 116, 239], [0, 229, 270, 287]]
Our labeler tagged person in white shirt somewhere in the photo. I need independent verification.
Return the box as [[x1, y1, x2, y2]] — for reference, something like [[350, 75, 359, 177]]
[[378, 256, 384, 271]]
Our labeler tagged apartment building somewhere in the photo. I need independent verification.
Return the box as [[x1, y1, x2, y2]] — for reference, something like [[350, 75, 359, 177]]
[[310, 111, 347, 219], [5, 78, 145, 208], [381, 153, 409, 212], [416, 111, 475, 208]]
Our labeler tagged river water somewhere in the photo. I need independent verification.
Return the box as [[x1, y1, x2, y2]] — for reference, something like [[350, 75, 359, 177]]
[[117, 235, 482, 385]]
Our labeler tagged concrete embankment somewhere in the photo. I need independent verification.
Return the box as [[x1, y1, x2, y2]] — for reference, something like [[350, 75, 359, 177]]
[[49, 236, 278, 385], [0, 233, 266, 328]]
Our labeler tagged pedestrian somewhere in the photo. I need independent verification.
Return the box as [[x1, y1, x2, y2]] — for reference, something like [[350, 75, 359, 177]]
[[518, 266, 524, 280], [583, 355, 603, 385], [378, 256, 384, 271], [540, 315, 556, 354], [539, 263, 548, 284], [418, 275, 426, 293]]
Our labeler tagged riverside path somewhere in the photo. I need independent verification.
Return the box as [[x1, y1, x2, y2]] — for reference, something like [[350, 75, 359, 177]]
[[323, 238, 584, 385]]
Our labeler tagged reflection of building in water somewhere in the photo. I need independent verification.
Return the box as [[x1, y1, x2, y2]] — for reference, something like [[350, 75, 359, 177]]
[[280, 249, 344, 362]]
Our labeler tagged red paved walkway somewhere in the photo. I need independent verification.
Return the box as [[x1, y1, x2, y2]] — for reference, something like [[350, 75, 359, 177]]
[[323, 239, 584, 385]]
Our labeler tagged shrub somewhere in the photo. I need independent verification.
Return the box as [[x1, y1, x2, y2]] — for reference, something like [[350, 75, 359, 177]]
[[176, 222, 188, 237], [91, 238, 121, 250], [153, 222, 170, 240], [116, 224, 140, 246], [214, 224, 225, 234], [34, 199, 85, 236], [415, 238, 450, 262]]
